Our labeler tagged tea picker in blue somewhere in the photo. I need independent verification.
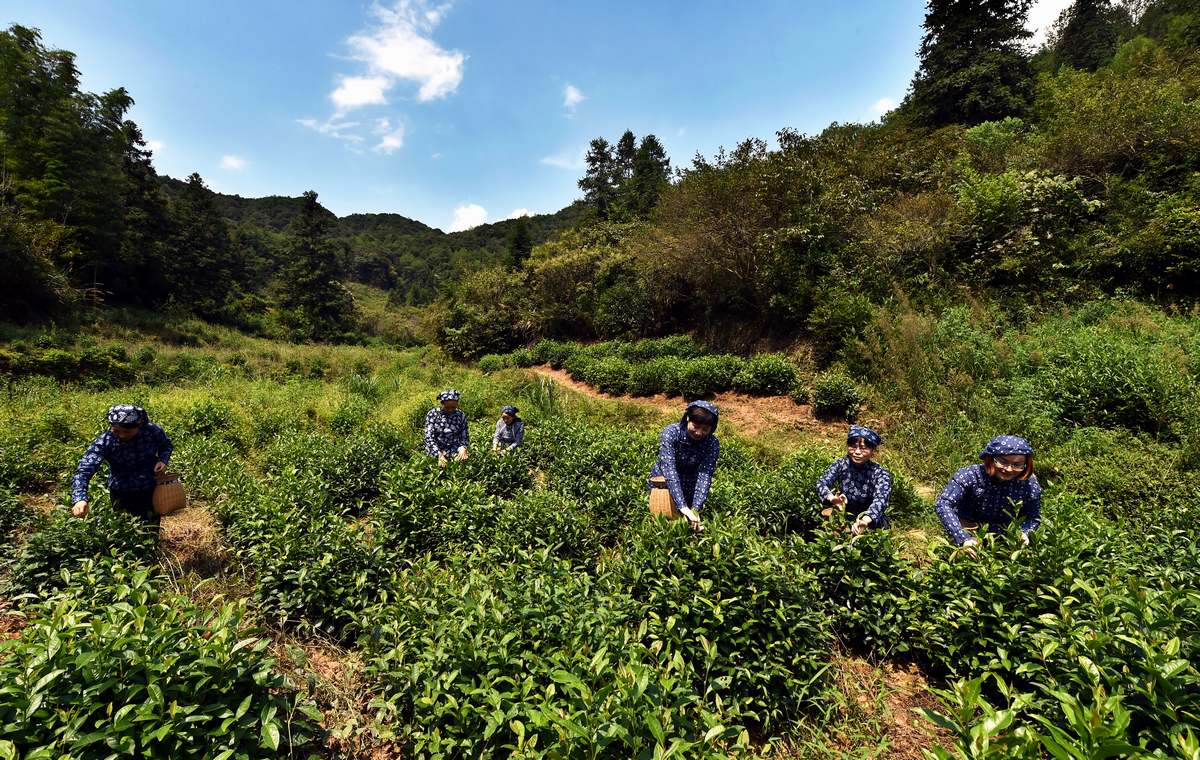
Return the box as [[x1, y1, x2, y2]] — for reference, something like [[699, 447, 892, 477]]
[[71, 404, 173, 523], [648, 401, 720, 532], [492, 405, 524, 454], [935, 435, 1042, 557], [425, 389, 470, 468], [816, 425, 892, 535]]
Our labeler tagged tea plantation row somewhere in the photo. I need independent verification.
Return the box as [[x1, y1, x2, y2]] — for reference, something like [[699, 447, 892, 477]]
[[481, 337, 869, 417], [4, 377, 1198, 758]]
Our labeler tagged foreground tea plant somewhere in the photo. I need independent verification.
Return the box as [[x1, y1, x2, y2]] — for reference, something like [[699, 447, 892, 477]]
[[0, 557, 320, 759]]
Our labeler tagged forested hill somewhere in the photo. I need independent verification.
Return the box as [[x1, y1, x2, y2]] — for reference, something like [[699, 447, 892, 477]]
[[154, 174, 583, 305]]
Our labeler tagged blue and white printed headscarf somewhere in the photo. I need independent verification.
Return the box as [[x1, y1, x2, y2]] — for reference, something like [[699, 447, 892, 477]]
[[437, 389, 461, 402], [502, 405, 519, 416], [107, 405, 148, 426], [847, 425, 883, 448], [980, 435, 1033, 458]]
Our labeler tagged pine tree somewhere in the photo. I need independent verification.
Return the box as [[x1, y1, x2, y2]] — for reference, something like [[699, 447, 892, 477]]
[[278, 190, 355, 336], [904, 0, 1036, 127], [578, 137, 617, 219], [504, 215, 533, 268], [167, 173, 237, 312], [1051, 0, 1126, 71], [625, 135, 671, 218]]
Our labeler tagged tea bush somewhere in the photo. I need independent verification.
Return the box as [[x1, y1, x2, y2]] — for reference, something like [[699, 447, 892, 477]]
[[587, 355, 633, 395], [676, 355, 740, 397], [4, 501, 157, 599], [733, 354, 797, 395], [811, 372, 866, 419], [478, 353, 505, 373], [0, 557, 318, 759]]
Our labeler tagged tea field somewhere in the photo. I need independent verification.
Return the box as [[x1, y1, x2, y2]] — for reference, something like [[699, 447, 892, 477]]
[[1, 305, 1199, 759]]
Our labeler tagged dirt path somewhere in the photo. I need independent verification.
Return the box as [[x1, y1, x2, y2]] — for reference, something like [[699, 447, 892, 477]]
[[532, 365, 872, 445]]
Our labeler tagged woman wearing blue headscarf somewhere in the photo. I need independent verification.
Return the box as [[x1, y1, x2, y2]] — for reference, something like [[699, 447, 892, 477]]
[[935, 435, 1041, 554], [816, 425, 892, 536], [492, 405, 524, 454], [71, 404, 173, 522], [425, 389, 470, 467], [648, 401, 720, 532]]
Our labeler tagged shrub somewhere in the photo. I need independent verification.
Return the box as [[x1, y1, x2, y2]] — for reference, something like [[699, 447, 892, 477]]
[[676, 355, 740, 397], [627, 357, 680, 396], [734, 354, 798, 395], [812, 372, 866, 419], [509, 347, 535, 368], [0, 557, 318, 757], [478, 353, 505, 373], [530, 339, 576, 368], [587, 356, 632, 395], [4, 502, 157, 599], [183, 399, 235, 439], [330, 394, 374, 435]]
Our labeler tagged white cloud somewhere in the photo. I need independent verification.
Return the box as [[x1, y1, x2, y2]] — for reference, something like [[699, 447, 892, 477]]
[[506, 209, 533, 219], [303, 1, 464, 154], [372, 118, 405, 153], [540, 148, 586, 170], [563, 84, 586, 113], [870, 97, 896, 114], [332, 75, 391, 112], [1027, 0, 1076, 46], [220, 155, 248, 171], [450, 203, 488, 231], [347, 1, 466, 103], [146, 140, 164, 152]]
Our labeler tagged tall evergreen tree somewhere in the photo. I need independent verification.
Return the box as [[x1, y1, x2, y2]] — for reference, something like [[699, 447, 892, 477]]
[[504, 215, 533, 268], [625, 135, 672, 218], [1050, 0, 1126, 71], [613, 129, 638, 188], [578, 137, 617, 219], [110, 121, 171, 305], [279, 190, 355, 336], [167, 173, 237, 312], [903, 0, 1036, 127]]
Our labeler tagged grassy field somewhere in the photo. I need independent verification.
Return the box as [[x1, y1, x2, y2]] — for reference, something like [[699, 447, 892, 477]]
[[1, 302, 1199, 759]]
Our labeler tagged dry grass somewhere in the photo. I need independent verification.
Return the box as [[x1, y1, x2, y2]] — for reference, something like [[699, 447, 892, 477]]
[[770, 649, 951, 760]]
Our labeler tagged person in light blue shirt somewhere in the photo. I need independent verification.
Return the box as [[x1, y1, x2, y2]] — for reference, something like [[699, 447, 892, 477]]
[[72, 404, 172, 522], [648, 401, 720, 532], [816, 425, 892, 535], [935, 435, 1042, 552], [492, 405, 524, 453]]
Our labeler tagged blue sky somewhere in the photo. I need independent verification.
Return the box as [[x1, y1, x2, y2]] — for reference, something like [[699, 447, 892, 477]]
[[2, 0, 1071, 232]]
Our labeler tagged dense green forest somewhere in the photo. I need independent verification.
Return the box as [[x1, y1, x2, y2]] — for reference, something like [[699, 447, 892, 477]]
[[429, 0, 1200, 358], [0, 25, 578, 338]]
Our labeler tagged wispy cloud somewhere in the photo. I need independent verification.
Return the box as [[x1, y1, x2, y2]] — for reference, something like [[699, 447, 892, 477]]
[[372, 118, 405, 154], [302, 1, 464, 153], [540, 148, 586, 170], [563, 84, 586, 115], [869, 97, 895, 115], [347, 1, 466, 104], [220, 155, 248, 171], [450, 203, 488, 232], [146, 140, 164, 153], [506, 209, 533, 219]]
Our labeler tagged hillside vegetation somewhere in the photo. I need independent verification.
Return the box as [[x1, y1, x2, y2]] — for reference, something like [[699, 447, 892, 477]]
[[3, 1, 1200, 758]]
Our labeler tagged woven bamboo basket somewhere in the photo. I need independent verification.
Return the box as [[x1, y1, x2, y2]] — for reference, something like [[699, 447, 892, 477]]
[[648, 476, 678, 519], [959, 518, 979, 532], [152, 472, 186, 516]]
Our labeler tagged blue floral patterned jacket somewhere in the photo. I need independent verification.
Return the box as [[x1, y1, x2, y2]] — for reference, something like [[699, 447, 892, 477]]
[[492, 418, 524, 451], [816, 457, 892, 528], [648, 402, 720, 512], [71, 422, 173, 503], [935, 464, 1042, 546], [425, 407, 470, 456]]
